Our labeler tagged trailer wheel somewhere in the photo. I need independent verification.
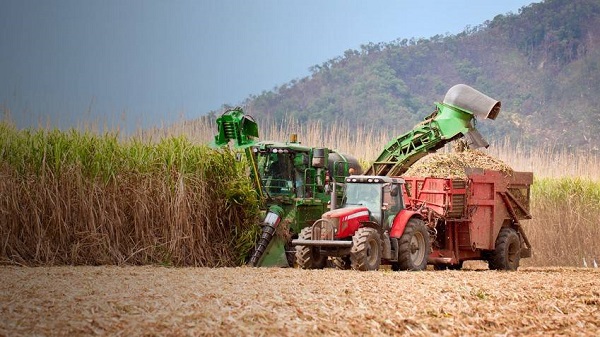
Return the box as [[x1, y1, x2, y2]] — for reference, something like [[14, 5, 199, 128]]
[[332, 257, 351, 270], [350, 227, 382, 271], [488, 227, 521, 271], [396, 218, 430, 271], [295, 227, 327, 269]]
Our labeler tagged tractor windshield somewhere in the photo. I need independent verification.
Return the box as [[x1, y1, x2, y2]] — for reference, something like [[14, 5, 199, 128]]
[[344, 183, 383, 223]]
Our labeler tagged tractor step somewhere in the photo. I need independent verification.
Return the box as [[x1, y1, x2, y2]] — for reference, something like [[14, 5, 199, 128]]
[[291, 239, 353, 248]]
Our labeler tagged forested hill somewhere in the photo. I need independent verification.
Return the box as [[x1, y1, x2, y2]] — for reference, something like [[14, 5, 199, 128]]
[[211, 0, 600, 150]]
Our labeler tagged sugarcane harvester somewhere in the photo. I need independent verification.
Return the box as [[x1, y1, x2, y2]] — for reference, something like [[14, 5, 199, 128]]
[[211, 108, 362, 267], [293, 84, 533, 271]]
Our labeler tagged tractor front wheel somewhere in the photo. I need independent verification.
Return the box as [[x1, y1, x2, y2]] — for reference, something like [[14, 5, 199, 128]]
[[488, 227, 521, 271], [295, 227, 327, 269], [350, 227, 382, 271], [332, 256, 351, 270], [396, 218, 430, 271]]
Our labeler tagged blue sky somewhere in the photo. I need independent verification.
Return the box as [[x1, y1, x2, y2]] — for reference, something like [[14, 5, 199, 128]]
[[0, 0, 537, 132]]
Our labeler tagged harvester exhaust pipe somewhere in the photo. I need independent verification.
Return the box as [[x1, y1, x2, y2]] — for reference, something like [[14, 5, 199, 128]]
[[443, 84, 500, 120]]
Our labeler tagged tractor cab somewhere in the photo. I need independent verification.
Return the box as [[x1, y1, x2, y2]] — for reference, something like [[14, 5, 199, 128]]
[[343, 176, 405, 228]]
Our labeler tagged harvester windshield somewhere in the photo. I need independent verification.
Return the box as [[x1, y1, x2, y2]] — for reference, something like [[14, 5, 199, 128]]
[[257, 152, 294, 195]]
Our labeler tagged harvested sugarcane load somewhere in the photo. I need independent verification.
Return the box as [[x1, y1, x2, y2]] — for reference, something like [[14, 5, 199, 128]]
[[403, 145, 514, 179]]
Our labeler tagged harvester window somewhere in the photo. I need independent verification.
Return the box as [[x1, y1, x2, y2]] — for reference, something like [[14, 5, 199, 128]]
[[261, 153, 294, 195]]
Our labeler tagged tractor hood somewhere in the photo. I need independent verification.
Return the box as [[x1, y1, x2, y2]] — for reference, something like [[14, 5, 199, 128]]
[[323, 206, 369, 221], [323, 206, 370, 239]]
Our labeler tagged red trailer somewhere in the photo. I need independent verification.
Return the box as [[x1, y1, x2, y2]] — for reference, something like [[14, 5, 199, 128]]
[[292, 169, 533, 271], [403, 168, 533, 270]]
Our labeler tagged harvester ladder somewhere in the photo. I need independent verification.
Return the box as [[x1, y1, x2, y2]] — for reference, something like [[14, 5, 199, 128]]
[[302, 168, 317, 198]]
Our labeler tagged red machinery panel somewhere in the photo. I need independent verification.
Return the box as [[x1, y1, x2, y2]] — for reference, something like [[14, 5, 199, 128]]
[[471, 176, 496, 249], [403, 177, 466, 218]]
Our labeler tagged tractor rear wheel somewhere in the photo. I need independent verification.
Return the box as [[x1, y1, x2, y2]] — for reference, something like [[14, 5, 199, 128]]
[[396, 218, 430, 271], [295, 227, 327, 269], [488, 227, 521, 271], [350, 227, 382, 271]]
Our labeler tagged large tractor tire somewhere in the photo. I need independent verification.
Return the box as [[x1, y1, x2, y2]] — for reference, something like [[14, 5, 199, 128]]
[[350, 227, 382, 271], [396, 218, 430, 271], [332, 256, 351, 270], [295, 227, 327, 269], [488, 227, 521, 271]]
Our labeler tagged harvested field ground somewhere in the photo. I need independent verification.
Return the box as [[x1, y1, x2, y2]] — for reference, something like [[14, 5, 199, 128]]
[[1, 266, 599, 336]]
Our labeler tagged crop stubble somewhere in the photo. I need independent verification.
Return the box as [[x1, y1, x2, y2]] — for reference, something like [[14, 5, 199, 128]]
[[1, 266, 599, 336]]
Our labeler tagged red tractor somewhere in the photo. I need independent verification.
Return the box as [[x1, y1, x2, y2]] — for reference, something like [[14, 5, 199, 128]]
[[292, 170, 532, 271], [293, 175, 430, 271]]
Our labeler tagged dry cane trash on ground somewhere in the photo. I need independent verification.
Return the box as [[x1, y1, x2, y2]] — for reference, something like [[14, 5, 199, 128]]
[[1, 266, 599, 336]]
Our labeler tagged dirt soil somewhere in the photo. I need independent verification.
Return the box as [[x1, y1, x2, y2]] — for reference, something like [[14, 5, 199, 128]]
[[1, 266, 599, 336]]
